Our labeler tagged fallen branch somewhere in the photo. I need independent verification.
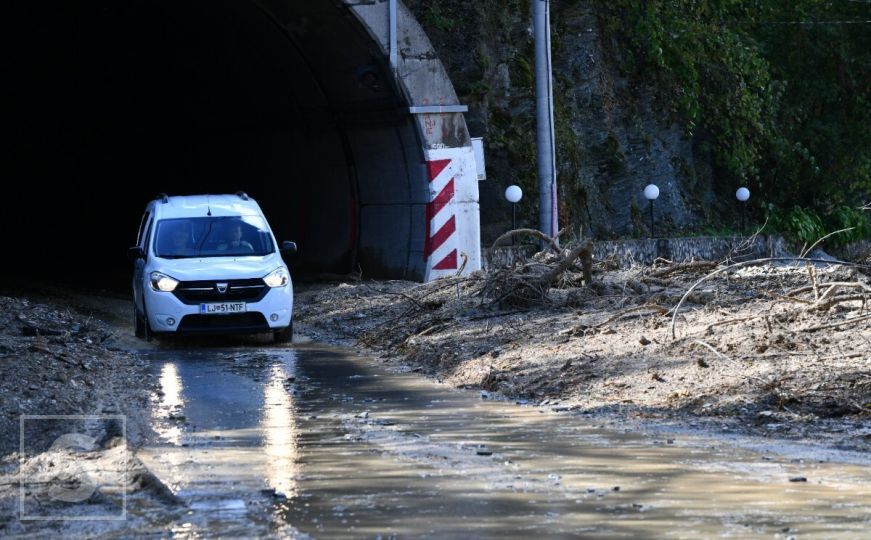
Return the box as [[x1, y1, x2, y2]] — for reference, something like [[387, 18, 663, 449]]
[[765, 291, 814, 305], [800, 227, 855, 258], [704, 315, 760, 332], [814, 294, 868, 312], [807, 262, 820, 301], [594, 304, 669, 328], [650, 261, 717, 278], [802, 313, 871, 333], [784, 282, 871, 298], [491, 228, 561, 253], [541, 240, 593, 286], [692, 340, 731, 361], [481, 240, 593, 308]]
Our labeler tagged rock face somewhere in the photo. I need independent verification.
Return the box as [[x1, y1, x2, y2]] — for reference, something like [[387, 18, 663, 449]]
[[404, 1, 720, 241]]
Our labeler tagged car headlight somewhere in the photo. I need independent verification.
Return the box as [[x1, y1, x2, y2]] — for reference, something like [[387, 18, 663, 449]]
[[150, 271, 179, 292], [263, 267, 289, 288]]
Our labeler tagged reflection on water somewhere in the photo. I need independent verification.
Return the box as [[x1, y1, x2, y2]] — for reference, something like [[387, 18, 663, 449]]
[[135, 346, 871, 539], [156, 362, 184, 445], [142, 348, 301, 532], [263, 362, 299, 498]]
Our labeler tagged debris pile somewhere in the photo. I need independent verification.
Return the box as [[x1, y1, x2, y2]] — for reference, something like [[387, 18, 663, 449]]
[[0, 295, 151, 455], [296, 238, 871, 450]]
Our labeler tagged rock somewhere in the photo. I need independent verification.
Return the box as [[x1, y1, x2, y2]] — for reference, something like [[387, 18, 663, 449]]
[[788, 476, 807, 483], [638, 336, 651, 346]]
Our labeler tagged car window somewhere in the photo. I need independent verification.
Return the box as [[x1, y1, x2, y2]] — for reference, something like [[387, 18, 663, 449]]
[[154, 216, 275, 259], [142, 217, 153, 255], [136, 211, 151, 247]]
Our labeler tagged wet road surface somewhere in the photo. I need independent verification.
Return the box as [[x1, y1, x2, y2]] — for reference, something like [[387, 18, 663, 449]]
[[135, 342, 871, 538]]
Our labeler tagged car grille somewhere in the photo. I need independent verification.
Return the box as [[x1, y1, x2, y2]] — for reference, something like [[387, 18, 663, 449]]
[[172, 278, 269, 305], [177, 312, 270, 333]]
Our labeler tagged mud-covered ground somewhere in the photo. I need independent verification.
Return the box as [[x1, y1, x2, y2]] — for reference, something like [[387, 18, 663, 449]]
[[0, 289, 174, 537], [0, 293, 152, 454], [295, 258, 871, 453]]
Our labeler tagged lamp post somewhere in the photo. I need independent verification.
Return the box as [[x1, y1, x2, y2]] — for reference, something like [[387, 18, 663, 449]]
[[643, 184, 659, 238], [505, 185, 523, 245], [736, 187, 750, 235]]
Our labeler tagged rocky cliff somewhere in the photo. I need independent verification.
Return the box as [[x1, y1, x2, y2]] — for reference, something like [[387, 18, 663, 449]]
[[405, 1, 730, 242]]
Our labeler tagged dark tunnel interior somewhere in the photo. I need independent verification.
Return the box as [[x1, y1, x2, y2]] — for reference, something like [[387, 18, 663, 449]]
[[2, 0, 419, 291]]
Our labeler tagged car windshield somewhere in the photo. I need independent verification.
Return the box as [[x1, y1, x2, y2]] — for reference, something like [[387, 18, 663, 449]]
[[154, 216, 275, 259]]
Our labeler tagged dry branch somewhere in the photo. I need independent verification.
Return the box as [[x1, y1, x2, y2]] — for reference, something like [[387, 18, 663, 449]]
[[594, 304, 669, 328], [799, 227, 855, 258], [491, 228, 561, 253], [802, 313, 871, 333], [480, 240, 593, 308], [692, 340, 731, 361], [650, 261, 717, 278]]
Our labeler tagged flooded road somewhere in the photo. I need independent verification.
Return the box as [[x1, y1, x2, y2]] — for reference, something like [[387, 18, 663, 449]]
[[135, 342, 871, 538]]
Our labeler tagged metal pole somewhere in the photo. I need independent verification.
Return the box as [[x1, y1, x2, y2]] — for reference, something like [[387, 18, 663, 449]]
[[388, 0, 398, 76], [511, 203, 517, 245], [649, 200, 655, 238], [534, 0, 557, 241], [741, 203, 745, 235]]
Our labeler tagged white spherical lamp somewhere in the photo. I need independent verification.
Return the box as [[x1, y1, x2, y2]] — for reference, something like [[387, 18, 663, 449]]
[[736, 187, 750, 202], [505, 185, 523, 204], [643, 184, 660, 200]]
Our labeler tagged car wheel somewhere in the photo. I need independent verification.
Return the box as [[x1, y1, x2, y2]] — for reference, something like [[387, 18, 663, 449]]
[[134, 304, 145, 338], [141, 304, 153, 342], [273, 321, 293, 344]]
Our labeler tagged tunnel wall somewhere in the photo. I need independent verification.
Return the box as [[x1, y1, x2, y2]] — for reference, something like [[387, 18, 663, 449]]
[[346, 0, 482, 281], [0, 1, 480, 286]]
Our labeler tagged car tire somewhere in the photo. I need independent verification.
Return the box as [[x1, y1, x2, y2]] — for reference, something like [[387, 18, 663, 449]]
[[273, 321, 293, 344], [134, 304, 145, 338], [139, 304, 153, 342]]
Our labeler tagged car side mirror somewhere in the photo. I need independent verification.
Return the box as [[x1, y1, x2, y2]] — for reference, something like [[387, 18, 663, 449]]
[[279, 241, 298, 256], [127, 246, 145, 261]]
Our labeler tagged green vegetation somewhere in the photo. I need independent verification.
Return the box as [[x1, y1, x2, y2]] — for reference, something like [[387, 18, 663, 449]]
[[597, 0, 870, 244], [423, 3, 457, 33]]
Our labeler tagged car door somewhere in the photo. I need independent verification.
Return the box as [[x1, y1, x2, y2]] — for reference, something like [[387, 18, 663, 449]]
[[132, 211, 152, 314]]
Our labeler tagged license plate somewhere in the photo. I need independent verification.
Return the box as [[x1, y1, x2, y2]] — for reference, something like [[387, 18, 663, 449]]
[[199, 302, 247, 315]]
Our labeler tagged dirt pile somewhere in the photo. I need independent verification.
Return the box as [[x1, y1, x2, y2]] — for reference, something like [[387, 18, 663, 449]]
[[296, 247, 871, 451], [0, 295, 152, 455]]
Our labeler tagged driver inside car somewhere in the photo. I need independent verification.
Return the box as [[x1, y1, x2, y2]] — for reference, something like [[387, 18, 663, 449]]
[[217, 222, 254, 252]]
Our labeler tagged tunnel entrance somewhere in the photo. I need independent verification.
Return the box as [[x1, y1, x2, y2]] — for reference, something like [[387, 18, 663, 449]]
[[3, 0, 479, 291]]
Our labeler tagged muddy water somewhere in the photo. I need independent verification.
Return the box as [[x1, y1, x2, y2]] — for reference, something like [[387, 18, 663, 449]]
[[136, 343, 871, 539]]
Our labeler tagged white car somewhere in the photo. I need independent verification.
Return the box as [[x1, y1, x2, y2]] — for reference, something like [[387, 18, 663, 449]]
[[129, 193, 297, 343]]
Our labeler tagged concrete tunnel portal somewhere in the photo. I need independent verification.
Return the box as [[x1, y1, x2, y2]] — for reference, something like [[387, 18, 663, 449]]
[[2, 0, 482, 289]]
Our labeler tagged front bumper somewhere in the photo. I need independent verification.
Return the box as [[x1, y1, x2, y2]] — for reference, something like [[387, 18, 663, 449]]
[[144, 283, 293, 334]]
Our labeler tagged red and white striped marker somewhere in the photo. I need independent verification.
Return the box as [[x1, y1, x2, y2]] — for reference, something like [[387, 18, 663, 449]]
[[424, 157, 458, 271]]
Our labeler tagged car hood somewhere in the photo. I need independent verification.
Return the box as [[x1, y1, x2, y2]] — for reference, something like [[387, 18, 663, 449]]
[[151, 255, 284, 282]]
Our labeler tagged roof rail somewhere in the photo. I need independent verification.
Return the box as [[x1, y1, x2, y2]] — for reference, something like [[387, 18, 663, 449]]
[[155, 193, 169, 204], [236, 191, 249, 201]]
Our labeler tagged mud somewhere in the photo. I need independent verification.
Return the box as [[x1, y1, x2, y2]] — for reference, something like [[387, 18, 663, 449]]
[[0, 276, 869, 538], [294, 260, 871, 453]]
